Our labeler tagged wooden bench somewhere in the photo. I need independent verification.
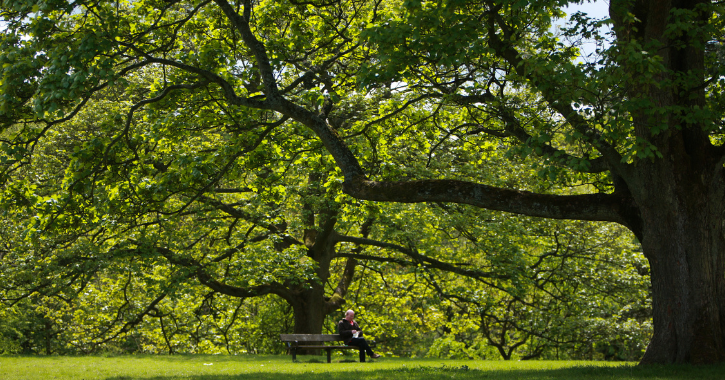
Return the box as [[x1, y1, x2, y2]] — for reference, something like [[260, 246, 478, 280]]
[[280, 334, 362, 363]]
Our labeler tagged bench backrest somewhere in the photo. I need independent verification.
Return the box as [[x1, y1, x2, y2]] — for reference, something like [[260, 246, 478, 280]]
[[280, 334, 343, 342]]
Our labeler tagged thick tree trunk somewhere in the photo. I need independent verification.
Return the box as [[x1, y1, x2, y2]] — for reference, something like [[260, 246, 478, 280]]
[[633, 160, 725, 363], [642, 234, 725, 363], [287, 286, 329, 356], [285, 211, 353, 355], [290, 287, 329, 335], [608, 0, 725, 364]]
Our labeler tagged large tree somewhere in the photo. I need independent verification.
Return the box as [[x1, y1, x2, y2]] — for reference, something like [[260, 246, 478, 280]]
[[336, 0, 725, 364], [327, 0, 725, 363], [1, 0, 723, 364]]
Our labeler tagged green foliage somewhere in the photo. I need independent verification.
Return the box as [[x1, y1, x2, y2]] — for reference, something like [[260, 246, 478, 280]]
[[0, 0, 659, 361]]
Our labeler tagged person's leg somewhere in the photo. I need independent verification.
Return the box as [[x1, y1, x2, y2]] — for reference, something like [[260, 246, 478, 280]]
[[359, 338, 380, 358], [347, 338, 369, 362], [349, 338, 379, 360]]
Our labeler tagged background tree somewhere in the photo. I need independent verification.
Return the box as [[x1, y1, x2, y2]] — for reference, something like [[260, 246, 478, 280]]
[[0, 59, 524, 354], [340, 198, 650, 361]]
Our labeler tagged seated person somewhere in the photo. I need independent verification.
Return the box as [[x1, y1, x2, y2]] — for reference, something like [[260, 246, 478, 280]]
[[337, 309, 381, 362]]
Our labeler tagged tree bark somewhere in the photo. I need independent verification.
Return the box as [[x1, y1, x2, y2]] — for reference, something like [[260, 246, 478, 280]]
[[633, 163, 725, 363], [289, 287, 329, 335], [610, 0, 725, 363]]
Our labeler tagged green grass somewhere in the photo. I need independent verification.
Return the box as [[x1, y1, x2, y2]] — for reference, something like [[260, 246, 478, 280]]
[[1, 354, 724, 380]]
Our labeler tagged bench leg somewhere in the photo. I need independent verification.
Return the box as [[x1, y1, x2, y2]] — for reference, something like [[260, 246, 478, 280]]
[[326, 348, 331, 363], [292, 347, 297, 362]]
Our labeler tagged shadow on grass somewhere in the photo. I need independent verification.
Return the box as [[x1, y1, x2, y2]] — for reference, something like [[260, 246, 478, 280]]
[[102, 363, 725, 380]]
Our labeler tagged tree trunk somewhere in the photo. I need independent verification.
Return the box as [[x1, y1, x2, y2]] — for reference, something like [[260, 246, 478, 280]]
[[290, 286, 329, 335], [633, 160, 725, 363], [286, 211, 346, 355], [287, 285, 330, 356], [642, 236, 725, 363], [609, 0, 725, 364]]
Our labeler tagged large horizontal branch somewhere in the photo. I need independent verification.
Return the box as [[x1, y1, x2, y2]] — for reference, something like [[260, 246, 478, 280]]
[[274, 96, 638, 229], [342, 175, 633, 226], [249, 48, 635, 228], [145, 1, 638, 232]]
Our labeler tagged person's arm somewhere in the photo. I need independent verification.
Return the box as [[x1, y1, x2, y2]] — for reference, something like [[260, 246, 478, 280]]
[[338, 320, 354, 339]]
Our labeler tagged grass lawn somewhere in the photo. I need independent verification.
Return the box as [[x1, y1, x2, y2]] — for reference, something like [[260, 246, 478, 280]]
[[2, 354, 724, 380]]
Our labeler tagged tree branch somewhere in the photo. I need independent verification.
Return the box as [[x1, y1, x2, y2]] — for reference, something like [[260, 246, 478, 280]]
[[484, 10, 629, 178], [454, 94, 610, 174], [213, 0, 280, 97], [334, 234, 506, 281], [139, 55, 268, 109], [325, 218, 374, 312], [342, 176, 635, 228]]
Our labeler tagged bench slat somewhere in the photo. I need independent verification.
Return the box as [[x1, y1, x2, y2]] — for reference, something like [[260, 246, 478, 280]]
[[280, 334, 343, 342]]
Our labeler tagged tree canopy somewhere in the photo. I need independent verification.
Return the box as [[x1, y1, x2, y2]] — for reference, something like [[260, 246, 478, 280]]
[[1, 0, 723, 364]]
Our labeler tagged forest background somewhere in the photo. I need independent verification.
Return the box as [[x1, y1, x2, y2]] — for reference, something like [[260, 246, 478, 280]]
[[0, 0, 722, 365]]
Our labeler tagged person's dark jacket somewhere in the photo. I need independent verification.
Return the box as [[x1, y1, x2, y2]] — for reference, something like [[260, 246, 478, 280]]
[[337, 319, 363, 344]]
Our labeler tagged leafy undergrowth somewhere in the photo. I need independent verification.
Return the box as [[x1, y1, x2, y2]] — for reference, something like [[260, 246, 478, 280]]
[[2, 355, 724, 380]]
